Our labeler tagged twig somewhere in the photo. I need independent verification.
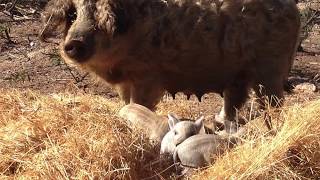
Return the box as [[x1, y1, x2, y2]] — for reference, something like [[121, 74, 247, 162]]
[[1, 10, 14, 18], [78, 72, 89, 82], [7, 0, 18, 12], [4, 28, 14, 43], [39, 13, 54, 43], [0, 17, 36, 22], [63, 64, 83, 83], [302, 10, 319, 29], [15, 5, 37, 15], [42, 51, 89, 84], [1, 10, 36, 21]]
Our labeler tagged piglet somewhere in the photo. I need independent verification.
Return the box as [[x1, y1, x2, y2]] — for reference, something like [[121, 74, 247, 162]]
[[119, 103, 169, 143], [160, 114, 206, 155], [173, 134, 240, 168]]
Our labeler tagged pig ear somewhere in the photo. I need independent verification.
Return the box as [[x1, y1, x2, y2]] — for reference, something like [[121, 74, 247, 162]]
[[195, 116, 204, 132], [168, 113, 180, 130], [39, 1, 73, 42]]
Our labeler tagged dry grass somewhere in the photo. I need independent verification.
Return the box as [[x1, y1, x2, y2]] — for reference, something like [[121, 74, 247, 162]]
[[194, 98, 320, 179], [0, 89, 319, 179], [0, 89, 174, 179]]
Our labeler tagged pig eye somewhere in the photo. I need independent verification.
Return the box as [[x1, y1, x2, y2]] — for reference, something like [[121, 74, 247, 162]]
[[66, 6, 77, 24]]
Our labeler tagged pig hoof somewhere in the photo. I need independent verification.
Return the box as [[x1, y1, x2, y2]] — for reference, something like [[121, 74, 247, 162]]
[[214, 114, 225, 124], [214, 114, 225, 131], [216, 120, 240, 134], [225, 120, 241, 134]]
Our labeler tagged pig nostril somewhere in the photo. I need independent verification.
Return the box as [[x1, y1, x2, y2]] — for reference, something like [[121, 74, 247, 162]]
[[64, 40, 86, 61], [64, 43, 75, 52]]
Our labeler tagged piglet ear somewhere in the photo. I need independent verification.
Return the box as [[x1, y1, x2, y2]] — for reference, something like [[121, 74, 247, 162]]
[[168, 113, 180, 130], [195, 116, 205, 133]]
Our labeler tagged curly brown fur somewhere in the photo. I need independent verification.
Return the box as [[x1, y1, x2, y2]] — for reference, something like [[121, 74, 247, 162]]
[[40, 0, 74, 40], [41, 0, 300, 126]]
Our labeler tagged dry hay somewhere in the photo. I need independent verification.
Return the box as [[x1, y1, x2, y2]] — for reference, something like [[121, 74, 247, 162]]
[[193, 98, 320, 179], [0, 89, 319, 179], [0, 89, 174, 179]]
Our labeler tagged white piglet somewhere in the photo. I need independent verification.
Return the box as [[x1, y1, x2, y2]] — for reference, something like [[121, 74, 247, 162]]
[[160, 114, 206, 155], [173, 134, 240, 168], [119, 103, 169, 143]]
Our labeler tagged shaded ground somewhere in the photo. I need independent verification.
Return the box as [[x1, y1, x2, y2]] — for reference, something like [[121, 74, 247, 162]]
[[0, 1, 319, 120]]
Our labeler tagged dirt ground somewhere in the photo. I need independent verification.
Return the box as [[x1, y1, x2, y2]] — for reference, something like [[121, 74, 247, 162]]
[[0, 1, 319, 121]]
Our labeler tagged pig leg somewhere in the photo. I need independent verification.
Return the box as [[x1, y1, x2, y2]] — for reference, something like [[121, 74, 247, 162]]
[[253, 79, 284, 109], [130, 82, 165, 110], [253, 77, 284, 130], [215, 81, 249, 133], [116, 83, 131, 104]]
